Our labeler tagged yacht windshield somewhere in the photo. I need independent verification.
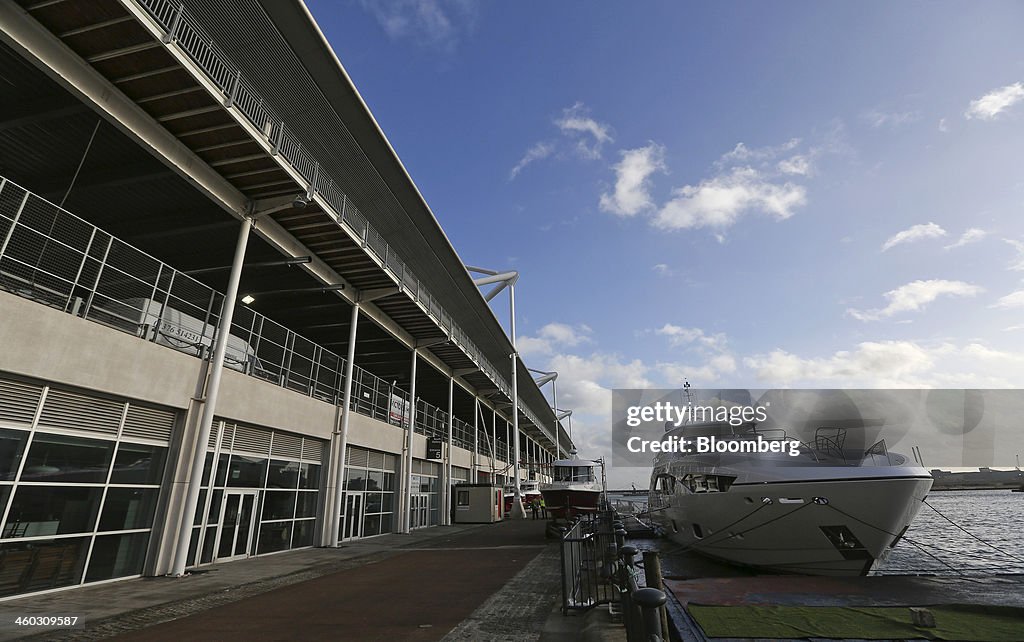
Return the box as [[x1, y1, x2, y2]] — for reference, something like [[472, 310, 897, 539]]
[[555, 466, 593, 482]]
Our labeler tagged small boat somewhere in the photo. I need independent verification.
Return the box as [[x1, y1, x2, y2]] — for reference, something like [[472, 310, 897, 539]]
[[540, 449, 604, 519], [503, 480, 542, 513]]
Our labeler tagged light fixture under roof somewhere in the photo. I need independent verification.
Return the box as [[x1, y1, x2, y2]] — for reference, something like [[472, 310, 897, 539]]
[[241, 294, 255, 305]]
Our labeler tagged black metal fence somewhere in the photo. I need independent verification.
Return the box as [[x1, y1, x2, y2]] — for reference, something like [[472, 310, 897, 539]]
[[559, 510, 669, 641]]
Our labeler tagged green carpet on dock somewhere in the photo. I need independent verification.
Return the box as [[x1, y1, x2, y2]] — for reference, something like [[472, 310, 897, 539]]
[[687, 604, 1024, 641]]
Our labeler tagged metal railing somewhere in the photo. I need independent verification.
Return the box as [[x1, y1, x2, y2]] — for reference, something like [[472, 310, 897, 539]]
[[130, 0, 543, 430], [559, 512, 618, 612], [559, 511, 668, 641], [0, 176, 507, 462]]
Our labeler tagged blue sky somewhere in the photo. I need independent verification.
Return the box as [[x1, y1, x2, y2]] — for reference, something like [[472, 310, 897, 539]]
[[306, 1, 1024, 482]]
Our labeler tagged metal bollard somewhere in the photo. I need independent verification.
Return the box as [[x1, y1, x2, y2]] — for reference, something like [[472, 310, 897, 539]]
[[615, 527, 627, 550], [642, 551, 670, 641], [632, 587, 667, 642]]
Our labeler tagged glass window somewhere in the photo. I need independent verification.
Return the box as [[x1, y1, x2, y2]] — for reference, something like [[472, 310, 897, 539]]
[[0, 537, 89, 597], [299, 463, 320, 489], [201, 525, 217, 564], [364, 492, 382, 514], [201, 452, 214, 486], [261, 491, 295, 521], [345, 469, 366, 490], [225, 456, 267, 488], [0, 429, 29, 481], [457, 490, 470, 507], [366, 471, 383, 491], [266, 460, 298, 489], [3, 486, 102, 537], [110, 443, 167, 485], [256, 521, 291, 554], [21, 433, 113, 483], [207, 490, 223, 525], [382, 472, 394, 491], [292, 520, 314, 548], [362, 514, 380, 537], [296, 491, 317, 519], [85, 532, 149, 582], [99, 488, 158, 531], [193, 489, 207, 526], [213, 453, 229, 487], [381, 492, 394, 514], [379, 512, 393, 533]]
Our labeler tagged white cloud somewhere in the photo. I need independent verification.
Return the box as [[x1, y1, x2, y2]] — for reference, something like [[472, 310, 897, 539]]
[[777, 155, 811, 176], [599, 143, 666, 216], [716, 138, 800, 167], [991, 290, 1024, 310], [509, 141, 554, 180], [654, 324, 726, 351], [745, 339, 1024, 388], [653, 167, 806, 231], [938, 118, 949, 133], [1004, 239, 1024, 271], [965, 82, 1024, 120], [517, 322, 592, 356], [1003, 324, 1024, 332], [881, 222, 947, 251], [862, 109, 920, 129], [745, 341, 939, 387], [652, 263, 673, 276], [358, 0, 477, 51], [847, 279, 983, 321], [944, 228, 987, 250], [555, 102, 612, 159]]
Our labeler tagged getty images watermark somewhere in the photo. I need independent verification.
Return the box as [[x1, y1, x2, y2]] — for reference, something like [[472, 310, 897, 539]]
[[623, 399, 801, 457], [611, 387, 1024, 468]]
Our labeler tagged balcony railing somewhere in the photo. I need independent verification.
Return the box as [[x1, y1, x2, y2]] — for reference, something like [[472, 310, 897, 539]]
[[0, 176, 520, 461], [130, 0, 532, 417]]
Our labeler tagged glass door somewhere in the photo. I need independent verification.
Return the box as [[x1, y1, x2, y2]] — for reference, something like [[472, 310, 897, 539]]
[[215, 490, 259, 562], [410, 493, 429, 529], [342, 491, 364, 541]]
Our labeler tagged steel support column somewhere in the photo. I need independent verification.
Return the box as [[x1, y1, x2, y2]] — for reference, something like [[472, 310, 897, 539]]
[[171, 216, 251, 576], [445, 376, 453, 525], [472, 397, 479, 483], [402, 349, 418, 533], [329, 302, 360, 545]]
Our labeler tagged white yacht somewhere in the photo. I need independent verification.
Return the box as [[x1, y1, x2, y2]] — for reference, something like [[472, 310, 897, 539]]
[[648, 395, 932, 576]]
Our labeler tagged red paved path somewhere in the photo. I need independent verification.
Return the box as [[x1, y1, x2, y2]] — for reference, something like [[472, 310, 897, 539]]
[[112, 520, 549, 641]]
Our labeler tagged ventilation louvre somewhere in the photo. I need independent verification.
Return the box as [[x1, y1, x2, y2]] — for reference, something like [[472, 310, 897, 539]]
[[301, 438, 323, 462], [231, 424, 272, 455], [346, 447, 368, 468], [271, 432, 302, 459], [122, 404, 176, 443], [38, 389, 122, 436], [0, 378, 43, 425]]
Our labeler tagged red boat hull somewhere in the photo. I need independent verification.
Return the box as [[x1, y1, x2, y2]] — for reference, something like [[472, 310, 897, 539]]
[[540, 488, 601, 519]]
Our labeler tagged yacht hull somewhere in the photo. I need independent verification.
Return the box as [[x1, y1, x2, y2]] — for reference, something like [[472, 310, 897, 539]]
[[652, 475, 932, 576], [540, 488, 601, 518]]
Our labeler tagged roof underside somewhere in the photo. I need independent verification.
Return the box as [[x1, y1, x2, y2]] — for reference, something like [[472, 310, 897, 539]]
[[1, 0, 572, 450]]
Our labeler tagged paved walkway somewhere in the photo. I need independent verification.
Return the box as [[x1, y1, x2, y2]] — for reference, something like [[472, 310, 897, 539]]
[[0, 520, 559, 641]]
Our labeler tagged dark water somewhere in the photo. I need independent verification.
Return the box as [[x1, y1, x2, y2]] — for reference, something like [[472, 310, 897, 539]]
[[609, 489, 1024, 577]]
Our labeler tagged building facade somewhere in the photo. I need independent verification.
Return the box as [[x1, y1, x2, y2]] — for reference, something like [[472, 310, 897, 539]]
[[0, 0, 571, 600]]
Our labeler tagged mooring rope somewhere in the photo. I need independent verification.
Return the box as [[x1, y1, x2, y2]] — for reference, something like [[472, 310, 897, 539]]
[[920, 498, 1024, 564]]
